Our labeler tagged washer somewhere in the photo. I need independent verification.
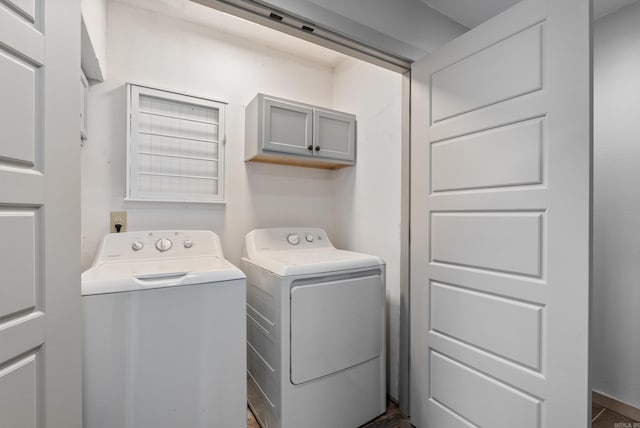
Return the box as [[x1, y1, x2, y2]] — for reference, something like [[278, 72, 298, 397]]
[[243, 227, 386, 428], [82, 230, 246, 428]]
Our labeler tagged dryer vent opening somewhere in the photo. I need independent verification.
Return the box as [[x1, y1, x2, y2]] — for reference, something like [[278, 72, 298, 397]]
[[301, 25, 314, 33], [269, 12, 283, 21]]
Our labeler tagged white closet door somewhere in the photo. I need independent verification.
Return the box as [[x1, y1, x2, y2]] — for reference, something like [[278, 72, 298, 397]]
[[410, 0, 591, 427], [0, 1, 81, 427]]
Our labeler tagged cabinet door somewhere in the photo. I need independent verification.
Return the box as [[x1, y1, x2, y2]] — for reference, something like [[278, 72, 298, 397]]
[[262, 97, 313, 156], [313, 109, 356, 162]]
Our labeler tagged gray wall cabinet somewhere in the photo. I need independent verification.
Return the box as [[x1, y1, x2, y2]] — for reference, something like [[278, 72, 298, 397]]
[[245, 93, 356, 169]]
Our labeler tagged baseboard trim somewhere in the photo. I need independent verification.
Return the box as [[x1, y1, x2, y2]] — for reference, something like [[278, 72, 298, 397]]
[[593, 390, 640, 422]]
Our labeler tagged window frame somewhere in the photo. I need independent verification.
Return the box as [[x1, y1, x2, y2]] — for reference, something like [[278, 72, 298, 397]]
[[126, 83, 227, 203]]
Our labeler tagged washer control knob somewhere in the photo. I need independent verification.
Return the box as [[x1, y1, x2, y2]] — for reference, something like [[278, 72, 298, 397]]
[[155, 238, 173, 252], [286, 233, 300, 245], [305, 233, 314, 243], [183, 240, 193, 249], [131, 241, 144, 251]]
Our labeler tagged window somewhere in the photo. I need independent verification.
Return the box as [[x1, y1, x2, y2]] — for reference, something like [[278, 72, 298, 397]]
[[126, 84, 227, 203]]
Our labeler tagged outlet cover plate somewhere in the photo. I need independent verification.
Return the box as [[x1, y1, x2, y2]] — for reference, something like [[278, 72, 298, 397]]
[[110, 211, 127, 233]]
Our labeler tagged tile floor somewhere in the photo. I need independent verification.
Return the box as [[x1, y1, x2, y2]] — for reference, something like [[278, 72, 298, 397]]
[[247, 402, 637, 427], [247, 401, 412, 428], [360, 401, 413, 428], [593, 403, 640, 428]]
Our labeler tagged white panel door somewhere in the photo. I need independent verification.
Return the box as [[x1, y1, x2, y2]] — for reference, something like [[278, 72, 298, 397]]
[[0, 1, 81, 427], [410, 1, 591, 427]]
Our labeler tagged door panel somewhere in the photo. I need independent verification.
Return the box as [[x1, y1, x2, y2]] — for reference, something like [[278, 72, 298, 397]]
[[431, 352, 541, 428], [0, 355, 38, 428], [410, 0, 591, 426], [263, 97, 313, 156], [0, 51, 36, 163], [431, 118, 543, 192], [290, 274, 384, 385], [0, 7, 43, 60], [431, 24, 543, 122], [431, 211, 543, 277], [0, 1, 81, 427], [313, 109, 355, 161], [431, 282, 543, 369], [0, 211, 37, 316], [3, 0, 35, 21]]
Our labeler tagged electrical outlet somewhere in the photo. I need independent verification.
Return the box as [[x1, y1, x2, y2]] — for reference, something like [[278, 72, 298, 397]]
[[110, 211, 127, 233]]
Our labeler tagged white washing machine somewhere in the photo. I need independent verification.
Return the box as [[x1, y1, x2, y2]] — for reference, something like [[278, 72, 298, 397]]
[[82, 230, 246, 428], [243, 227, 386, 428]]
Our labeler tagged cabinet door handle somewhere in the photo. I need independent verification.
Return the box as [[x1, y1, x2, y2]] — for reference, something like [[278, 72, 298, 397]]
[[307, 145, 313, 151], [314, 145, 320, 152]]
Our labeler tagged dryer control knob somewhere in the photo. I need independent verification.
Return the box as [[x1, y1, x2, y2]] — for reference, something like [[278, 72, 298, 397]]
[[286, 233, 300, 245], [132, 241, 144, 251], [155, 238, 173, 252], [305, 234, 314, 243], [183, 240, 193, 249]]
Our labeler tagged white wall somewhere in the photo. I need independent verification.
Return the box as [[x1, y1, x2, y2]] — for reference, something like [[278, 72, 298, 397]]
[[81, 1, 339, 267], [593, 0, 640, 409], [332, 58, 403, 399], [81, 0, 405, 403]]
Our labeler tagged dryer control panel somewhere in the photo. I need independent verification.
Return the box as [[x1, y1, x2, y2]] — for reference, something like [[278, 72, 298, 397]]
[[247, 227, 334, 252], [243, 227, 384, 277]]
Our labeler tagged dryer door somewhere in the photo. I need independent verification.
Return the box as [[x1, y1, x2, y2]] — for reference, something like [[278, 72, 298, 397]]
[[290, 271, 384, 385]]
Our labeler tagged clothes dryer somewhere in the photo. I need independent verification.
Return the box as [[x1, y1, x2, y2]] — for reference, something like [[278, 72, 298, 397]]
[[243, 227, 386, 428]]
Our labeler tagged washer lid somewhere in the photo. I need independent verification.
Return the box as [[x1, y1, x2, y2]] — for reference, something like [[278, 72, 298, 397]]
[[82, 230, 244, 295], [82, 256, 244, 295]]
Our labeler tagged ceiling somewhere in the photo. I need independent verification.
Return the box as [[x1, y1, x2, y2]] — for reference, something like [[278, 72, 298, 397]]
[[421, 0, 520, 28], [193, 0, 467, 69], [117, 0, 640, 73], [191, 0, 640, 71], [422, 0, 640, 28]]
